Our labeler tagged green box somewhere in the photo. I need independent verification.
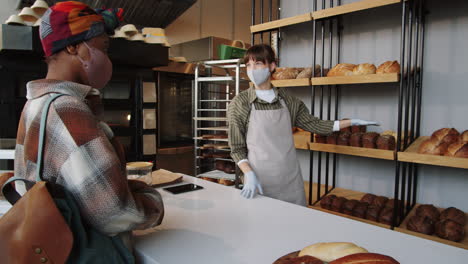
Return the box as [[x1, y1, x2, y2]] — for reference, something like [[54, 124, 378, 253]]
[[217, 44, 247, 60]]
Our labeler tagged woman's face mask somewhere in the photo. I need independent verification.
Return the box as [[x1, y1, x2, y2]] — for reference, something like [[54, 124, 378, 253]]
[[77, 42, 113, 89], [246, 60, 274, 87]]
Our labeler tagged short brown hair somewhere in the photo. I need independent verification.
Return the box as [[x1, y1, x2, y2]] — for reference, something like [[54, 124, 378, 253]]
[[243, 44, 277, 65]]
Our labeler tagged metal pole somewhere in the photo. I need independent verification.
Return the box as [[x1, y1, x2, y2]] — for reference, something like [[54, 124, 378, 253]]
[[194, 64, 200, 177], [325, 0, 334, 194], [309, 0, 318, 206], [251, 0, 256, 45], [260, 0, 264, 43], [269, 0, 273, 45], [333, 0, 342, 189]]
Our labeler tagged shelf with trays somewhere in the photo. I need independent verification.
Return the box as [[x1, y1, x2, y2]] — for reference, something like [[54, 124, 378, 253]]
[[309, 143, 395, 161], [395, 203, 468, 250], [311, 73, 399, 86], [271, 78, 311, 88], [304, 182, 392, 230], [397, 136, 468, 169], [312, 0, 401, 20]]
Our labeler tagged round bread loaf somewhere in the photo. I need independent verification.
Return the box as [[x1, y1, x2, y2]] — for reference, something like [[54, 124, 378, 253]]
[[320, 195, 337, 210], [218, 178, 235, 186], [376, 61, 400, 74], [343, 199, 359, 216], [337, 132, 351, 146], [378, 207, 394, 225], [416, 204, 440, 222], [352, 202, 369, 219], [327, 63, 356, 77], [435, 219, 465, 242], [362, 133, 380, 149], [201, 177, 218, 183], [353, 63, 376, 75], [360, 193, 377, 204], [276, 255, 324, 264], [349, 133, 363, 148], [331, 197, 348, 213], [329, 253, 400, 264], [431, 128, 460, 145], [372, 196, 389, 208], [273, 68, 300, 80], [298, 242, 368, 263], [351, 125, 366, 133], [407, 215, 434, 235], [376, 135, 396, 150], [385, 199, 402, 209], [418, 138, 449, 155], [444, 142, 468, 158], [315, 134, 327, 144], [327, 132, 340, 145], [440, 207, 466, 226], [365, 205, 383, 222], [461, 130, 468, 142]]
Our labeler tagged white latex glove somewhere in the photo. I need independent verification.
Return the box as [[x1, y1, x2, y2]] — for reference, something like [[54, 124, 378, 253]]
[[350, 119, 380, 126], [240, 171, 263, 199]]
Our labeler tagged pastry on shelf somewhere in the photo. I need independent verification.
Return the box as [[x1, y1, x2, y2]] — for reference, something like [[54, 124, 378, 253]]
[[431, 128, 460, 145], [327, 63, 356, 77], [201, 177, 218, 183], [296, 65, 321, 79], [407, 215, 435, 235], [362, 132, 380, 149], [385, 199, 402, 209], [416, 204, 440, 222], [327, 132, 340, 145], [331, 197, 348, 213], [352, 63, 376, 75], [376, 135, 396, 150], [337, 132, 351, 146], [218, 178, 235, 186], [444, 141, 468, 158], [352, 202, 369, 218], [417, 138, 449, 155], [273, 67, 300, 80], [329, 253, 400, 264], [378, 207, 394, 225], [376, 61, 400, 74], [349, 133, 363, 147], [435, 219, 465, 242], [298, 242, 368, 263], [315, 134, 327, 144], [343, 199, 359, 216], [461, 130, 468, 142], [371, 196, 389, 208], [365, 205, 383, 222], [351, 125, 366, 133], [440, 207, 466, 226], [360, 193, 377, 204], [320, 195, 337, 210]]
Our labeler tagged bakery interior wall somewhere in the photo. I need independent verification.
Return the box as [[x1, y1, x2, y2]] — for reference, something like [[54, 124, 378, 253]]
[[279, 0, 468, 211], [165, 0, 251, 45], [0, 0, 17, 22]]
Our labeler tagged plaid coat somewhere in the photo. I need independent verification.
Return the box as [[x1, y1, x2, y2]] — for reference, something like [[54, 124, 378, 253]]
[[15, 79, 164, 236]]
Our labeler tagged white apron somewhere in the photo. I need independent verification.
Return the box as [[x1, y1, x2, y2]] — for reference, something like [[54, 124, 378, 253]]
[[246, 99, 306, 206]]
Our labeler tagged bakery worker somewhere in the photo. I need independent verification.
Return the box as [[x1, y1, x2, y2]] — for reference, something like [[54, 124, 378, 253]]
[[228, 44, 379, 206]]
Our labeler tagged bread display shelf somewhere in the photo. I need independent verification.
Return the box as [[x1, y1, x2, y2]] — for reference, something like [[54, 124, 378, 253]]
[[312, 0, 400, 20], [293, 131, 311, 150], [193, 137, 229, 142], [309, 143, 395, 160], [193, 117, 228, 121], [395, 204, 468, 250], [196, 127, 229, 131], [305, 183, 391, 230], [398, 136, 468, 169], [271, 78, 311, 87], [250, 13, 312, 33], [311, 73, 399, 86]]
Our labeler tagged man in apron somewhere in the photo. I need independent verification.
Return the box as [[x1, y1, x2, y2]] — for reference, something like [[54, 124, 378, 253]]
[[228, 44, 378, 206]]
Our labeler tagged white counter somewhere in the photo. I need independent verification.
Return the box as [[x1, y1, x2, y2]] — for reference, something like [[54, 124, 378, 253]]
[[134, 177, 468, 264]]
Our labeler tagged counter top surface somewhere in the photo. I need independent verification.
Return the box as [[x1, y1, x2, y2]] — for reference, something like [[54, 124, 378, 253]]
[[134, 177, 468, 264]]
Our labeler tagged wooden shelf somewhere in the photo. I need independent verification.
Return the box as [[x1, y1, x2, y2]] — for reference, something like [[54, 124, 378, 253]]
[[197, 127, 229, 131], [250, 13, 313, 33], [193, 117, 228, 121], [272, 78, 311, 87], [194, 137, 228, 142], [309, 143, 395, 160], [311, 73, 399, 86], [304, 182, 391, 229], [398, 136, 468, 169], [293, 131, 311, 150], [312, 0, 400, 20], [395, 204, 468, 250]]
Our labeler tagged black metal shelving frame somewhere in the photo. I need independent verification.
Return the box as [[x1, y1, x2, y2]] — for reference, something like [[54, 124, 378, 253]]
[[250, 0, 426, 228]]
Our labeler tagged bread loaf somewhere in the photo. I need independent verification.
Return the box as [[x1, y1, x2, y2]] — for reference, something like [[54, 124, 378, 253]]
[[440, 207, 466, 226], [327, 63, 356, 77], [315, 134, 327, 144], [351, 125, 366, 133], [366, 205, 383, 222], [431, 128, 460, 145], [329, 253, 400, 264], [352, 202, 369, 218], [296, 65, 321, 79], [350, 133, 363, 147], [444, 142, 468, 158], [298, 242, 368, 263], [337, 132, 351, 146], [327, 132, 340, 145], [416, 204, 440, 222], [372, 196, 389, 208], [343, 199, 359, 216], [385, 199, 402, 209], [276, 255, 324, 264], [407, 215, 434, 235], [218, 178, 235, 186], [360, 193, 377, 204], [362, 133, 380, 149], [435, 219, 465, 242], [376, 61, 400, 74], [376, 135, 396, 150], [378, 207, 394, 225], [461, 130, 468, 142], [201, 177, 218, 183], [417, 138, 449, 155], [340, 126, 351, 133], [331, 197, 348, 213], [352, 63, 376, 75], [273, 68, 300, 80], [320, 195, 337, 210]]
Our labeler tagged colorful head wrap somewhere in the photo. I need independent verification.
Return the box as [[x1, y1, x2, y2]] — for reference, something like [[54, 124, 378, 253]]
[[40, 1, 123, 57]]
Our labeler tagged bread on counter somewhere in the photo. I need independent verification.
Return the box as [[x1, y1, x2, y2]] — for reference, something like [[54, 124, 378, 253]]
[[276, 255, 324, 264], [298, 242, 368, 263], [440, 207, 466, 226], [352, 63, 376, 75], [435, 219, 465, 242], [329, 253, 399, 264], [327, 63, 356, 77], [201, 177, 218, 183], [218, 178, 235, 186], [407, 215, 435, 235], [376, 61, 400, 74]]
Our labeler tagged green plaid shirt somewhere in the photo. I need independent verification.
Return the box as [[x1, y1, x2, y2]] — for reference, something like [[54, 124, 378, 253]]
[[228, 86, 334, 163]]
